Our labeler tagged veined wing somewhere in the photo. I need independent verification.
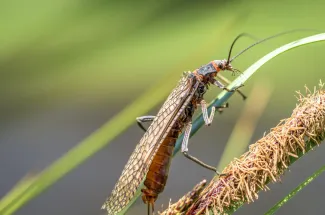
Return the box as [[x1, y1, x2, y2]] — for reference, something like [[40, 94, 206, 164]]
[[102, 74, 197, 214]]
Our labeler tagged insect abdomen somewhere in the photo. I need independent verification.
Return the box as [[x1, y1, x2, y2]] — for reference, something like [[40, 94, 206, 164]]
[[142, 135, 177, 204], [141, 102, 197, 207]]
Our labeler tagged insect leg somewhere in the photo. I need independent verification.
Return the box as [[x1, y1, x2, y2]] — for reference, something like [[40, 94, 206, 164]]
[[216, 102, 229, 114], [216, 74, 247, 100], [201, 100, 215, 126], [136, 116, 155, 132], [213, 79, 244, 96], [200, 100, 228, 125], [181, 123, 223, 175]]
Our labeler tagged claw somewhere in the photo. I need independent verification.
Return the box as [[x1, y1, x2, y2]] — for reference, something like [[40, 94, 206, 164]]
[[216, 171, 228, 177], [214, 102, 229, 114]]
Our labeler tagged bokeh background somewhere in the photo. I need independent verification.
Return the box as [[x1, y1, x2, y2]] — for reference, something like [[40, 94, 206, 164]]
[[1, 0, 325, 214]]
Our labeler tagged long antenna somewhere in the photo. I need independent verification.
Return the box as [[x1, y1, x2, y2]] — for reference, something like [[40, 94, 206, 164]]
[[228, 29, 321, 63], [226, 33, 259, 64]]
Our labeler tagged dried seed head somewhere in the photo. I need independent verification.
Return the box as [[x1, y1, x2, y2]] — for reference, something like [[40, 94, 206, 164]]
[[159, 180, 207, 215], [162, 81, 325, 215]]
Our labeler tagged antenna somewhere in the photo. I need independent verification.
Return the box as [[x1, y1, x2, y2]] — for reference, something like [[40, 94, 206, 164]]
[[228, 29, 321, 63], [226, 33, 259, 64]]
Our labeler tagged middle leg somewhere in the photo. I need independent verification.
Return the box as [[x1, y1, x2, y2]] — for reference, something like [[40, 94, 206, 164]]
[[200, 100, 228, 126], [136, 115, 155, 132]]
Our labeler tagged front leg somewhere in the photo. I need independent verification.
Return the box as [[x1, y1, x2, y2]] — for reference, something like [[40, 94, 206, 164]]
[[213, 80, 245, 96], [181, 122, 224, 175], [216, 75, 247, 100]]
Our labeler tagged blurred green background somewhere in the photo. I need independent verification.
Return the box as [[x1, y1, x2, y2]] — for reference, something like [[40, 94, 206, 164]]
[[0, 0, 325, 214]]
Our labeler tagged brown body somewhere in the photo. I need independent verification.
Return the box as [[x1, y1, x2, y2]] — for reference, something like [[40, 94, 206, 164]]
[[141, 71, 209, 207], [103, 30, 291, 214], [141, 135, 177, 205], [103, 60, 226, 215]]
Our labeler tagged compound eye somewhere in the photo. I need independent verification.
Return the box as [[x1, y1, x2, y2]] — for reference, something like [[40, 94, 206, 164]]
[[218, 62, 224, 69]]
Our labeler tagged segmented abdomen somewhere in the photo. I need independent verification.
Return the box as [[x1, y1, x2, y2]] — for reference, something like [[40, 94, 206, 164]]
[[142, 135, 176, 204], [142, 94, 198, 205], [102, 74, 196, 214]]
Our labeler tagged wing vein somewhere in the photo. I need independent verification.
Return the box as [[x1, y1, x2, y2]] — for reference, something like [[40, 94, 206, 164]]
[[103, 75, 198, 214]]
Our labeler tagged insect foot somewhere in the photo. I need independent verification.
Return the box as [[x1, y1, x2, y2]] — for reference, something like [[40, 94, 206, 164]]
[[215, 171, 228, 177], [223, 83, 244, 92], [215, 102, 229, 114]]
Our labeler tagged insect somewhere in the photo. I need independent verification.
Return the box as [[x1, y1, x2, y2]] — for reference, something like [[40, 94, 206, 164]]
[[102, 30, 311, 215]]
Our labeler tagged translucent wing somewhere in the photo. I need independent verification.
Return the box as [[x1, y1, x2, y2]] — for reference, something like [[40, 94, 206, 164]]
[[102, 74, 196, 214]]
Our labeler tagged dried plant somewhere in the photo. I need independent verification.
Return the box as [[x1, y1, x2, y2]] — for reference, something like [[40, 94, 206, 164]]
[[161, 82, 325, 215]]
